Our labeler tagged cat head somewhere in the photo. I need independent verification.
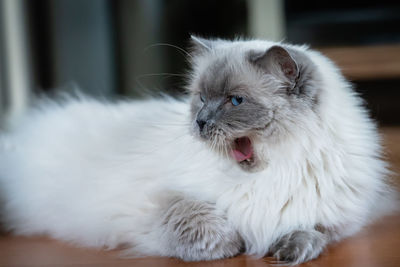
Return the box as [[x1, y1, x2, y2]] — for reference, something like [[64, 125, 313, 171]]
[[187, 36, 321, 172]]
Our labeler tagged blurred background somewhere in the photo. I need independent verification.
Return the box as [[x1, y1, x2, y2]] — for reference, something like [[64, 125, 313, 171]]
[[0, 0, 399, 126]]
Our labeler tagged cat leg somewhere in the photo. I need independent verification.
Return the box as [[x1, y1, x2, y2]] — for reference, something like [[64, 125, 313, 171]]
[[158, 196, 243, 261], [268, 229, 329, 265]]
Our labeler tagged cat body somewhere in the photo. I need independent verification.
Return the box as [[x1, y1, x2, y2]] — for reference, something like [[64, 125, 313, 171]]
[[0, 38, 395, 264]]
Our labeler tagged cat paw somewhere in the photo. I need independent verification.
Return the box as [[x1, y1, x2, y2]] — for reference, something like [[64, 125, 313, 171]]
[[269, 230, 327, 265], [160, 197, 243, 261]]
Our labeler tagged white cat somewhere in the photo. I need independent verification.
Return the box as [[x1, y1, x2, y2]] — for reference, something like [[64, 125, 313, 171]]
[[0, 37, 396, 264]]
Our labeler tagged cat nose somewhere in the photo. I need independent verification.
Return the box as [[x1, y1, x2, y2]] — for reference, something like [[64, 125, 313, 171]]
[[196, 119, 206, 131]]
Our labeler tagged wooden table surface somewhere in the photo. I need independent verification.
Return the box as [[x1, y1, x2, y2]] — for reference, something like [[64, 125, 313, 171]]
[[1, 128, 399, 267]]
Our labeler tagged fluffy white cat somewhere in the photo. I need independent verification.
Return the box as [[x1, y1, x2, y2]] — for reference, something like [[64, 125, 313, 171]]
[[0, 37, 396, 264]]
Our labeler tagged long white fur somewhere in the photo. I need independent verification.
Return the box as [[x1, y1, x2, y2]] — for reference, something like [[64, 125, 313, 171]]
[[0, 40, 395, 258]]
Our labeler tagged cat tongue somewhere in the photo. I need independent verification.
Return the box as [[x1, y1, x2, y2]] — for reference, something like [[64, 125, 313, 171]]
[[232, 137, 253, 162]]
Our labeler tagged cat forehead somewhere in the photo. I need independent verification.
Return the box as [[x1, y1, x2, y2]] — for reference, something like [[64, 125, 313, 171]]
[[196, 54, 264, 96], [199, 61, 243, 96]]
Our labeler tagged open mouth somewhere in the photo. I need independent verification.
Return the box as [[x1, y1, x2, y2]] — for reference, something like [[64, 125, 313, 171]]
[[231, 137, 254, 164]]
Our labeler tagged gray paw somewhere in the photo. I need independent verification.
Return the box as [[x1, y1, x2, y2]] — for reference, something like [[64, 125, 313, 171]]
[[269, 230, 327, 265], [160, 197, 243, 261]]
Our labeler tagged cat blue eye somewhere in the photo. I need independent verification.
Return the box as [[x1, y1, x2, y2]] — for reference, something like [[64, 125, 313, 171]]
[[231, 96, 243, 106], [200, 93, 205, 103]]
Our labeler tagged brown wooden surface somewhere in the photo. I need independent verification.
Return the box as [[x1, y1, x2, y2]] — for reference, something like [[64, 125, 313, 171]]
[[318, 45, 400, 81], [0, 128, 399, 267]]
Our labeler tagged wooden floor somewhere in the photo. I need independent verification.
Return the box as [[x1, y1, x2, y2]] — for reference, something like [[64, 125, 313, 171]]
[[1, 128, 399, 267]]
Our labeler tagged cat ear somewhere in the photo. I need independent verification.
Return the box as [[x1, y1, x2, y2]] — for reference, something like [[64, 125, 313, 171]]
[[190, 35, 213, 55], [250, 46, 299, 86]]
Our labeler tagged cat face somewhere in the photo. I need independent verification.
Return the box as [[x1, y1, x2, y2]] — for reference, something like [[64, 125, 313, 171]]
[[188, 37, 319, 172]]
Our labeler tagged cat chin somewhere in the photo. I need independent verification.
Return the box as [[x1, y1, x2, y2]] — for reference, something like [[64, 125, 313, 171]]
[[237, 156, 263, 172], [235, 144, 268, 173]]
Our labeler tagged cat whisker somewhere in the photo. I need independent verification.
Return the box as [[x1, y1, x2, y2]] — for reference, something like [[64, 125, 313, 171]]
[[150, 123, 191, 127], [143, 43, 192, 59], [134, 73, 186, 91], [135, 73, 186, 79], [210, 135, 217, 152], [135, 73, 186, 87], [127, 120, 191, 127], [223, 140, 230, 160]]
